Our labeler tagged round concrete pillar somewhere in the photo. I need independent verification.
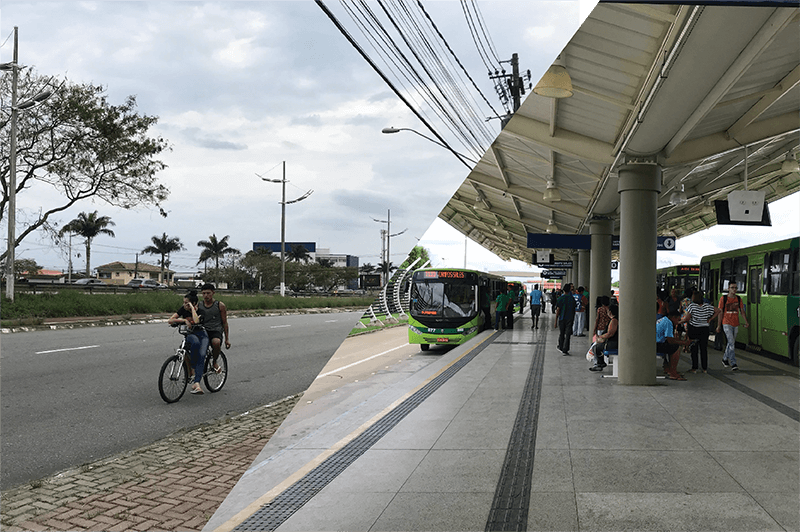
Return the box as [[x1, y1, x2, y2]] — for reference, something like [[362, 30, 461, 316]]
[[589, 218, 613, 334], [578, 250, 590, 291], [617, 163, 661, 385]]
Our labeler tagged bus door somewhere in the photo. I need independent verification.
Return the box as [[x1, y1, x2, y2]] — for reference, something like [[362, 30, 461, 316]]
[[749, 267, 762, 347]]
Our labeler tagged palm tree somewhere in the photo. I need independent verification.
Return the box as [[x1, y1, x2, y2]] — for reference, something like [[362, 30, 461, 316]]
[[142, 233, 185, 283], [197, 234, 240, 277], [287, 244, 311, 263], [59, 211, 115, 276]]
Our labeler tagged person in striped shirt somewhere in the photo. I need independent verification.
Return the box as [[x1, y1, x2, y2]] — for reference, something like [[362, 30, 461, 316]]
[[681, 290, 721, 373]]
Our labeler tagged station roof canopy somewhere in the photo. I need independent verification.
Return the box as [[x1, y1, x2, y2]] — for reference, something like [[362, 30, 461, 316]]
[[439, 3, 800, 263]]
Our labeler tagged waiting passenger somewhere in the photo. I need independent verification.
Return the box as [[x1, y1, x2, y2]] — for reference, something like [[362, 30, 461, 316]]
[[656, 310, 692, 380], [589, 304, 618, 372], [592, 295, 612, 339], [495, 288, 510, 330], [681, 290, 721, 373]]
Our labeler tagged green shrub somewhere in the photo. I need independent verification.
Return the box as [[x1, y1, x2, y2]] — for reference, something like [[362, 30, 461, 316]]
[[0, 290, 373, 324]]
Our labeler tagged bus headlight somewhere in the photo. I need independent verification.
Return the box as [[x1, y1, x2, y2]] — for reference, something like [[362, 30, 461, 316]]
[[464, 326, 478, 336], [409, 325, 423, 335]]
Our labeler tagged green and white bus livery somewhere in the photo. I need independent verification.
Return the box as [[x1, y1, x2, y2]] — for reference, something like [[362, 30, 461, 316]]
[[408, 268, 505, 351]]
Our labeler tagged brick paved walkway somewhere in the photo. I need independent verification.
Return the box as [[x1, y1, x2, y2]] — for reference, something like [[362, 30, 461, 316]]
[[1, 395, 301, 532]]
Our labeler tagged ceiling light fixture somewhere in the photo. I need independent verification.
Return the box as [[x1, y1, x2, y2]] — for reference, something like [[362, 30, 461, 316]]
[[669, 184, 688, 206], [543, 180, 562, 202], [781, 152, 799, 174], [533, 55, 573, 98], [546, 219, 558, 233]]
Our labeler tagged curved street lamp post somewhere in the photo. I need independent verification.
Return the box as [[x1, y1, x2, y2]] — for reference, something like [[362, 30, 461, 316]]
[[257, 161, 313, 297]]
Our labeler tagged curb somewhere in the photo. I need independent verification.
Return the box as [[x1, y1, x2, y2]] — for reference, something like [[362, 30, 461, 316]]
[[1, 307, 367, 334]]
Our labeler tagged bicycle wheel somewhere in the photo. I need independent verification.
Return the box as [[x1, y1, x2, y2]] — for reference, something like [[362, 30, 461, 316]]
[[204, 351, 228, 393], [159, 355, 188, 403]]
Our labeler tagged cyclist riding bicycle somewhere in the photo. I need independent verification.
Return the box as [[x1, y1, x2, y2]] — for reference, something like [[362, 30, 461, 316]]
[[168, 290, 208, 394], [199, 283, 230, 373]]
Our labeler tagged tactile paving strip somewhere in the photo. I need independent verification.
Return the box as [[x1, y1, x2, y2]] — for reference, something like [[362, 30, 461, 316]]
[[485, 338, 546, 531], [233, 332, 501, 531]]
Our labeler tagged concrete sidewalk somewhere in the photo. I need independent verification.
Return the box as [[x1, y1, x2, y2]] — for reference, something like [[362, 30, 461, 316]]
[[205, 311, 800, 532]]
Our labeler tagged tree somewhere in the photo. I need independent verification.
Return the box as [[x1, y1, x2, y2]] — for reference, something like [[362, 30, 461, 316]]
[[287, 244, 311, 263], [359, 263, 376, 274], [58, 211, 115, 276], [14, 258, 41, 279], [1, 69, 170, 264], [142, 233, 185, 283], [400, 245, 432, 269], [197, 234, 240, 282], [241, 248, 280, 290]]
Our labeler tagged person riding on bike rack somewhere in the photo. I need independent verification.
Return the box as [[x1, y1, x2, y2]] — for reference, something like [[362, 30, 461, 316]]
[[168, 290, 208, 394]]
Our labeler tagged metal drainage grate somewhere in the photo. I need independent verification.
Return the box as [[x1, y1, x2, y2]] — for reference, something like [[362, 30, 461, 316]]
[[233, 332, 500, 531], [486, 337, 546, 531]]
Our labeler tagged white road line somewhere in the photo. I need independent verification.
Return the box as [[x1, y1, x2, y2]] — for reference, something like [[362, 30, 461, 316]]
[[35, 345, 100, 354], [316, 343, 410, 379], [325, 320, 338, 323], [270, 325, 292, 329]]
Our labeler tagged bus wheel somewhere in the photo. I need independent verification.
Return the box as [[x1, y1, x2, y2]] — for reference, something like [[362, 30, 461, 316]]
[[420, 344, 430, 351]]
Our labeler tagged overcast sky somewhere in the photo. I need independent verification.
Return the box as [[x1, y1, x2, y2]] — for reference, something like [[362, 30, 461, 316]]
[[2, 0, 591, 274], [3, 1, 796, 280]]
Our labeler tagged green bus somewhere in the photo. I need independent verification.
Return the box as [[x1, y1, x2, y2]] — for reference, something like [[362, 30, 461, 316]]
[[656, 264, 700, 294], [408, 268, 506, 351], [699, 237, 799, 364]]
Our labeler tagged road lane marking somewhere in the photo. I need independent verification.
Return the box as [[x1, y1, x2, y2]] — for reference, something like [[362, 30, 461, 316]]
[[325, 320, 338, 323], [270, 325, 291, 329], [35, 345, 100, 354], [315, 343, 410, 379]]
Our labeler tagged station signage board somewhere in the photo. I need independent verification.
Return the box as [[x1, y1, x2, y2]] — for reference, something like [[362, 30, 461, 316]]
[[542, 269, 567, 279]]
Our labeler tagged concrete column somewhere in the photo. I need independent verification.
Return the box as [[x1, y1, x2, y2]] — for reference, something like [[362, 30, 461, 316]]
[[589, 218, 613, 334], [578, 250, 590, 291], [617, 162, 661, 385]]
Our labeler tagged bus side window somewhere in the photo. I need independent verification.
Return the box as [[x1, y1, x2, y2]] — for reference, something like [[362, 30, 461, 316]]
[[793, 248, 800, 297]]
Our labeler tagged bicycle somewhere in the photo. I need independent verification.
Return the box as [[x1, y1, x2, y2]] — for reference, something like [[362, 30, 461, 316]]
[[159, 324, 228, 403]]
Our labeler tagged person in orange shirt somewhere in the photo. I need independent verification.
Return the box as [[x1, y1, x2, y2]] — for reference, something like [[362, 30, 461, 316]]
[[716, 282, 749, 371]]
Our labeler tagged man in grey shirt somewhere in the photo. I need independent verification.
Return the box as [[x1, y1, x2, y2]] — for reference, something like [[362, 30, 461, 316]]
[[200, 283, 231, 373]]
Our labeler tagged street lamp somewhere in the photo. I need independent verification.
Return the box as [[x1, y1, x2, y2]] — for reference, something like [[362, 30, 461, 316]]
[[372, 209, 406, 286], [257, 161, 313, 297], [2, 27, 54, 301], [381, 127, 478, 170]]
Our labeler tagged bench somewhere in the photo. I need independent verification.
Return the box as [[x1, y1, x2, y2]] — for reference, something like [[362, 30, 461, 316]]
[[602, 350, 666, 379]]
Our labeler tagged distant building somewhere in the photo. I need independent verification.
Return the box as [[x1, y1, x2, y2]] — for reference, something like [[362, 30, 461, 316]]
[[252, 242, 359, 290], [21, 269, 66, 284], [96, 261, 173, 285], [253, 242, 317, 259]]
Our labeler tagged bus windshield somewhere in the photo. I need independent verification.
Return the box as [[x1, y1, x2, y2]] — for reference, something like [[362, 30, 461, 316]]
[[412, 280, 477, 319]]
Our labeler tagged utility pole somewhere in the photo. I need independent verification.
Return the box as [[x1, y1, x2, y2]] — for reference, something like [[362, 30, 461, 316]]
[[4, 27, 18, 301], [490, 52, 531, 128]]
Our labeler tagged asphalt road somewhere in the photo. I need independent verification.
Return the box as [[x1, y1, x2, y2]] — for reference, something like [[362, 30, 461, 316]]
[[0, 312, 362, 490]]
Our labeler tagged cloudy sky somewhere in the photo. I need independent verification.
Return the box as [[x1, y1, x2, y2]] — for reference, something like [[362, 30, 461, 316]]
[[3, 0, 796, 280], [2, 0, 592, 275]]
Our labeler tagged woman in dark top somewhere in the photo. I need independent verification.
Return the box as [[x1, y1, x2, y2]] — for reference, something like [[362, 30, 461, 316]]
[[168, 290, 208, 394]]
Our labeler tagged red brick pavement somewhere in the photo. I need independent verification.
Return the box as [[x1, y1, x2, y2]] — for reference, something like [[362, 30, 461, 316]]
[[1, 395, 300, 532]]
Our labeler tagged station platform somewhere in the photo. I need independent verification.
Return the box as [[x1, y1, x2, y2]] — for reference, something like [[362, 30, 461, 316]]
[[204, 311, 799, 532]]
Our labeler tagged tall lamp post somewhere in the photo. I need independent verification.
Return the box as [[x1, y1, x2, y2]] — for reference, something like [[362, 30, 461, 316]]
[[372, 209, 406, 285], [257, 161, 312, 297], [2, 26, 53, 301], [381, 127, 478, 170]]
